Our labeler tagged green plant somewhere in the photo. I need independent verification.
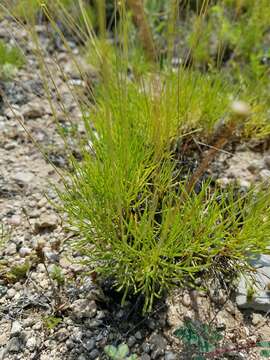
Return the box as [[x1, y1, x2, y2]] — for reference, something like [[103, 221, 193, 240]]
[[174, 319, 270, 358], [43, 315, 62, 330], [246, 284, 256, 303], [0, 40, 24, 79], [10, 0, 270, 314], [104, 343, 137, 360], [50, 265, 65, 287], [58, 66, 270, 312]]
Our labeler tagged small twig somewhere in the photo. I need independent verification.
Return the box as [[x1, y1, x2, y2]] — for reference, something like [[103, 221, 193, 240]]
[[184, 101, 251, 196]]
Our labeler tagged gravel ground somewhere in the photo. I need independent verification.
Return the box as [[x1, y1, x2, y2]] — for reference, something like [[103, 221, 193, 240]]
[[1, 18, 270, 360]]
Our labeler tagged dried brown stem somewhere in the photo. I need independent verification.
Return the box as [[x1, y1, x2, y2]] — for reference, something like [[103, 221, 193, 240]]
[[185, 121, 236, 195], [126, 0, 157, 62]]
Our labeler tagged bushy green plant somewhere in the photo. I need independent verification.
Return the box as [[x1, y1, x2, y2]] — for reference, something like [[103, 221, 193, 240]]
[[8, 0, 270, 314], [58, 65, 270, 312]]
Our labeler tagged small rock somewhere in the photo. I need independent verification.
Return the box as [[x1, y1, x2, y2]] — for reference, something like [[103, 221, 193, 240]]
[[252, 313, 264, 326], [165, 351, 177, 360], [78, 355, 87, 360], [149, 334, 167, 350], [26, 337, 37, 351], [142, 343, 151, 353], [71, 299, 97, 319], [11, 321, 22, 336], [12, 171, 34, 187], [21, 102, 45, 119], [37, 197, 47, 209], [7, 215, 21, 226], [0, 285, 7, 297], [66, 339, 74, 349], [55, 328, 69, 342], [89, 349, 100, 359], [236, 257, 270, 312], [4, 107, 21, 119], [182, 293, 191, 307], [141, 355, 151, 360], [6, 288, 16, 299], [128, 336, 136, 348], [19, 247, 32, 257], [34, 214, 58, 233], [5, 243, 17, 256], [151, 348, 164, 359], [24, 318, 36, 328], [7, 337, 22, 353], [134, 331, 142, 340], [84, 339, 95, 351], [259, 169, 270, 182], [247, 160, 264, 174], [0, 321, 11, 346]]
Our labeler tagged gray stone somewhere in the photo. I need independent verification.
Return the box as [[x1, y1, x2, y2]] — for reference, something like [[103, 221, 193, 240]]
[[66, 339, 74, 349], [84, 339, 95, 351], [151, 348, 164, 359], [5, 243, 17, 256], [252, 313, 264, 326], [26, 337, 37, 351], [89, 349, 100, 359], [10, 321, 22, 336], [55, 328, 69, 342], [8, 215, 21, 226], [0, 285, 7, 296], [182, 293, 191, 307], [149, 334, 167, 350], [7, 337, 22, 353], [0, 321, 11, 346], [247, 160, 264, 174], [34, 214, 58, 233], [78, 355, 87, 360], [21, 102, 45, 119], [71, 299, 97, 319], [165, 352, 177, 360], [19, 247, 32, 257], [141, 355, 151, 360], [142, 343, 151, 353], [236, 254, 270, 312], [128, 336, 136, 348], [12, 171, 34, 187], [134, 331, 142, 340]]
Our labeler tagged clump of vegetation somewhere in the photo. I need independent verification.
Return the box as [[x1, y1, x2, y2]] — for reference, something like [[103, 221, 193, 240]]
[[104, 343, 137, 360], [33, 1, 270, 313], [0, 40, 24, 79], [4, 0, 270, 314], [174, 318, 270, 358], [59, 73, 270, 312], [43, 315, 62, 330]]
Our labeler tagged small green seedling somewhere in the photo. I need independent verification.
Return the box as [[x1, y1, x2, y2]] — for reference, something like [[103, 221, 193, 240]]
[[43, 315, 62, 330], [50, 265, 65, 287], [104, 343, 137, 360], [247, 285, 256, 303]]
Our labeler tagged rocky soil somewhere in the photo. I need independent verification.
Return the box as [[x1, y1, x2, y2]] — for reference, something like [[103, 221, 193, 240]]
[[1, 18, 270, 360]]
